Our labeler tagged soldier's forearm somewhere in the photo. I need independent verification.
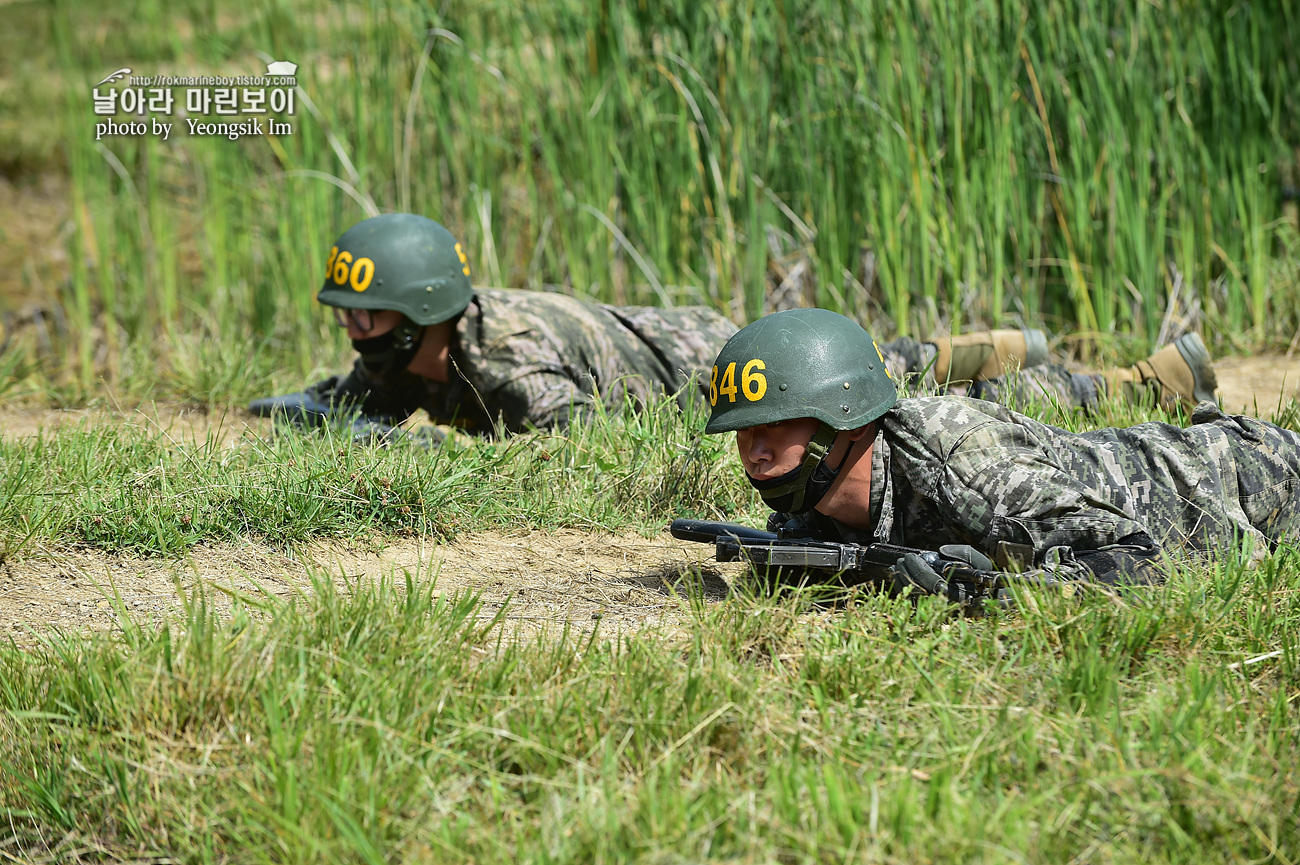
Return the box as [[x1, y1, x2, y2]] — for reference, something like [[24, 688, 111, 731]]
[[1070, 534, 1167, 586]]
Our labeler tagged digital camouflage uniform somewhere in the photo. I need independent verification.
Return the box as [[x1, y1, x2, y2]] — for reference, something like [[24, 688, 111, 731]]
[[332, 288, 739, 434], [879, 337, 1101, 407], [802, 396, 1300, 585]]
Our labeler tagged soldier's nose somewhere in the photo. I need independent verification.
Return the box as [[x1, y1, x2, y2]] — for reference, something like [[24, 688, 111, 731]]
[[746, 436, 775, 464]]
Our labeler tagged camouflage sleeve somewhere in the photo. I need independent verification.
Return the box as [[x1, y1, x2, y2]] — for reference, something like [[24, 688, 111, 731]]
[[941, 422, 1150, 556], [487, 371, 595, 432]]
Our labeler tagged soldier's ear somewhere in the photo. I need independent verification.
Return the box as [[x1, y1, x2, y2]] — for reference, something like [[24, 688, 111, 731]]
[[845, 421, 876, 442], [420, 319, 455, 344]]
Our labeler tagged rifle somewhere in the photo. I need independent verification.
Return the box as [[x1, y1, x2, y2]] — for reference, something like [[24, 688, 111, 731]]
[[670, 518, 1039, 607]]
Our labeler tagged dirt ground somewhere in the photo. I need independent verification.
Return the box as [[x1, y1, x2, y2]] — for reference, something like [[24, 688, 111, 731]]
[[1211, 355, 1300, 414], [0, 531, 742, 645], [0, 353, 1297, 641], [0, 402, 261, 444]]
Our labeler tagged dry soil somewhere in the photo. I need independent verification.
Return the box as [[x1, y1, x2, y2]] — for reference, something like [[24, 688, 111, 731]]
[[0, 531, 742, 645]]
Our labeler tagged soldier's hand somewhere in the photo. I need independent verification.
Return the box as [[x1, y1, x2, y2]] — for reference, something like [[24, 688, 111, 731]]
[[938, 544, 994, 571], [765, 511, 827, 538], [766, 512, 795, 533], [249, 376, 343, 427], [890, 546, 996, 602], [345, 417, 444, 449], [890, 553, 948, 597]]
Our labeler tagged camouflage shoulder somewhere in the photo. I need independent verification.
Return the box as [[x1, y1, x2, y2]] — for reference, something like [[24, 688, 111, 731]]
[[882, 396, 1014, 442]]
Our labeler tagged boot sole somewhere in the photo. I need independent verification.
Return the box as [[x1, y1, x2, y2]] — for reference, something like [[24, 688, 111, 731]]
[[1172, 333, 1218, 404], [1022, 328, 1049, 368]]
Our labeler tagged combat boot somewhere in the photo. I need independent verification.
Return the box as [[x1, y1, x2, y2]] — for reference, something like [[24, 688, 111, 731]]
[[931, 328, 1049, 384], [1101, 333, 1218, 412]]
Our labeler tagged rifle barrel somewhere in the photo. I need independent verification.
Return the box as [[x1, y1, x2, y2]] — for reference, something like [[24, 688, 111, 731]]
[[669, 519, 776, 544]]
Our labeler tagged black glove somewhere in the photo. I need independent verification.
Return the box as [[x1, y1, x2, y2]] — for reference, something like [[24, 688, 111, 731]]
[[890, 545, 996, 600], [765, 510, 834, 538], [891, 553, 949, 597], [251, 377, 441, 448], [251, 366, 436, 445], [766, 512, 795, 533], [248, 376, 345, 427], [938, 544, 994, 571], [250, 362, 421, 428], [345, 418, 445, 449]]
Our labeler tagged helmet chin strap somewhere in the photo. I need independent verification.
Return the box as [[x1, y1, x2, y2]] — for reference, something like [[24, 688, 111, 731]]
[[747, 424, 856, 514], [352, 318, 425, 377]]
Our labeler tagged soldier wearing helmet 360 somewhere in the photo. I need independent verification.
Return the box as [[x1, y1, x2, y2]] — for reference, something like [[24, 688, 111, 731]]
[[250, 213, 738, 438], [707, 309, 1300, 592]]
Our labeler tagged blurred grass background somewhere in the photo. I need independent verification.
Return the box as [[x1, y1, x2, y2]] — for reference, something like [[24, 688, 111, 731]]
[[0, 0, 1297, 404]]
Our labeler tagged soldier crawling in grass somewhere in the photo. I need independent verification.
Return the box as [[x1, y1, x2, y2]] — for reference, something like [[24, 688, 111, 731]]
[[250, 213, 740, 440], [704, 309, 1300, 593], [251, 212, 1219, 441]]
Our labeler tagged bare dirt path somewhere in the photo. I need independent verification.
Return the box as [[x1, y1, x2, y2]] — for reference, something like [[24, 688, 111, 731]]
[[0, 531, 739, 643], [0, 403, 265, 444], [1211, 355, 1300, 414]]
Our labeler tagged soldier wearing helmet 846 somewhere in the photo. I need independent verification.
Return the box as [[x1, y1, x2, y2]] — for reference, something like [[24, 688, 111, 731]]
[[250, 213, 738, 440], [706, 309, 896, 514], [709, 309, 1300, 596]]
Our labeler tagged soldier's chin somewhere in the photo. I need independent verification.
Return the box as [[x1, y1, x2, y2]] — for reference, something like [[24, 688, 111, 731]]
[[747, 465, 800, 483]]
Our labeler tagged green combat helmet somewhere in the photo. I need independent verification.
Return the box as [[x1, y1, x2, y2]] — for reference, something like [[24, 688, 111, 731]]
[[317, 213, 473, 325], [707, 308, 897, 513]]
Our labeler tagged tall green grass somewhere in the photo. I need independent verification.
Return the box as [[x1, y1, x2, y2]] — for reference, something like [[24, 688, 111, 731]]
[[2, 547, 1298, 861], [10, 0, 1298, 399]]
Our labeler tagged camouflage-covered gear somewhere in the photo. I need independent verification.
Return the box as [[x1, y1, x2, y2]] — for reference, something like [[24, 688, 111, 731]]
[[705, 309, 897, 434], [807, 396, 1300, 585], [880, 336, 1100, 407], [331, 288, 738, 434], [317, 214, 473, 326], [878, 334, 1216, 413]]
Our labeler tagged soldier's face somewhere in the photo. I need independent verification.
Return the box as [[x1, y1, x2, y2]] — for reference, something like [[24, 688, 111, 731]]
[[735, 418, 822, 480]]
